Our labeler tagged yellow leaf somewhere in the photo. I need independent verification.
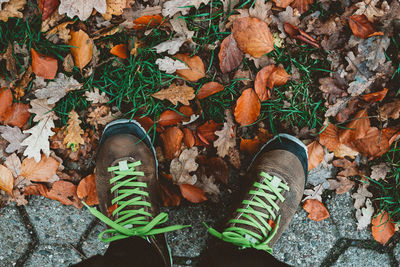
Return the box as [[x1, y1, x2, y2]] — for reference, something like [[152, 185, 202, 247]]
[[102, 0, 128, 20], [64, 110, 84, 151], [152, 83, 195, 106], [0, 0, 26, 22], [69, 30, 93, 70], [0, 164, 13, 195]]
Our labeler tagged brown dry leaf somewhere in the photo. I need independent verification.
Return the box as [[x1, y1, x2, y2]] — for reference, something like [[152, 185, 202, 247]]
[[232, 17, 274, 58], [84, 88, 109, 104], [0, 164, 13, 195], [197, 155, 229, 184], [0, 125, 27, 153], [29, 99, 58, 122], [0, 0, 26, 22], [1, 44, 17, 75], [69, 30, 93, 70], [197, 82, 224, 100], [271, 0, 294, 8], [234, 88, 261, 126], [254, 65, 275, 101], [4, 153, 21, 178], [20, 154, 59, 182], [63, 53, 74, 72], [13, 66, 33, 100], [152, 83, 195, 106], [103, 0, 128, 20], [333, 158, 360, 177], [58, 0, 106, 21], [77, 173, 99, 206], [348, 15, 382, 39], [302, 184, 324, 202], [328, 176, 355, 194], [372, 211, 395, 245], [159, 179, 181, 207], [319, 123, 340, 151], [370, 163, 390, 181], [63, 110, 84, 152], [378, 99, 400, 121], [214, 110, 236, 158], [218, 34, 244, 73], [352, 183, 373, 209], [228, 147, 241, 169], [362, 88, 388, 103], [303, 199, 330, 221], [179, 184, 207, 203], [0, 87, 12, 119], [307, 141, 325, 171], [240, 137, 261, 154], [174, 54, 205, 82], [339, 109, 370, 144], [38, 0, 59, 21], [170, 147, 198, 185], [158, 110, 185, 126], [110, 44, 128, 59], [268, 66, 290, 88], [183, 128, 195, 148], [160, 126, 183, 160], [31, 48, 58, 80], [197, 120, 222, 143], [291, 0, 313, 14], [1, 102, 30, 128]]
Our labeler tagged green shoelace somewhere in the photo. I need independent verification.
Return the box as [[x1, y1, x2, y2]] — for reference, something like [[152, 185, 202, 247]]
[[84, 160, 189, 243], [204, 172, 289, 253]]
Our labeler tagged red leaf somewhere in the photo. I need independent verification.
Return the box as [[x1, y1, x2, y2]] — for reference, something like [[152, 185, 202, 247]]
[[133, 116, 154, 132], [218, 34, 244, 73], [197, 120, 222, 142], [77, 174, 99, 206], [254, 65, 275, 101], [133, 15, 163, 30], [183, 128, 195, 148], [362, 88, 388, 103], [348, 15, 382, 39], [38, 0, 59, 20], [158, 110, 185, 126], [372, 211, 395, 245], [0, 88, 13, 121], [31, 48, 58, 80], [110, 44, 128, 59], [2, 102, 30, 127], [160, 126, 183, 160], [179, 184, 207, 203]]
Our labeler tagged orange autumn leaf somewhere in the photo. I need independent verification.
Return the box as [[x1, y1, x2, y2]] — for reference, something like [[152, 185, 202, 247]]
[[160, 126, 183, 160], [77, 173, 99, 206], [0, 164, 13, 195], [339, 109, 370, 144], [218, 34, 244, 73], [179, 184, 207, 203], [158, 110, 185, 126], [197, 120, 222, 142], [69, 30, 93, 70], [183, 128, 195, 148], [174, 53, 205, 82], [197, 82, 224, 100], [110, 44, 128, 59], [362, 88, 388, 103], [0, 88, 13, 118], [160, 182, 181, 207], [2, 102, 30, 127], [371, 211, 395, 245], [348, 15, 383, 39], [254, 65, 275, 101], [292, 0, 314, 14], [303, 199, 330, 221], [179, 106, 194, 117], [234, 88, 261, 126], [232, 17, 275, 58], [271, 0, 294, 8], [240, 137, 261, 155], [307, 141, 325, 171], [20, 155, 59, 182], [133, 15, 163, 30], [133, 116, 154, 132], [31, 48, 58, 80], [267, 66, 290, 88]]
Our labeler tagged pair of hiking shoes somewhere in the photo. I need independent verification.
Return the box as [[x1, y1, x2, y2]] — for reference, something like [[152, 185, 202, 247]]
[[84, 120, 308, 267]]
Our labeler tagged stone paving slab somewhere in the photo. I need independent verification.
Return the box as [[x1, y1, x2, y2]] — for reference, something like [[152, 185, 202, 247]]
[[24, 244, 81, 267], [332, 247, 391, 267]]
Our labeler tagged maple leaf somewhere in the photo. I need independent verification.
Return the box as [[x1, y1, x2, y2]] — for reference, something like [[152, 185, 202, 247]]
[[162, 0, 210, 17], [302, 184, 324, 202], [170, 147, 199, 185], [21, 117, 55, 162], [58, 0, 106, 21], [355, 198, 374, 230], [0, 0, 26, 22], [34, 73, 82, 104], [63, 110, 84, 152], [85, 88, 109, 104], [351, 183, 373, 209], [155, 57, 188, 74], [214, 110, 236, 158], [0, 125, 27, 153], [0, 164, 13, 195], [152, 83, 195, 106], [29, 99, 58, 122]]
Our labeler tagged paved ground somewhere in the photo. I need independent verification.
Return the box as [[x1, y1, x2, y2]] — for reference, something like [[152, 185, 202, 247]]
[[1, 190, 399, 266]]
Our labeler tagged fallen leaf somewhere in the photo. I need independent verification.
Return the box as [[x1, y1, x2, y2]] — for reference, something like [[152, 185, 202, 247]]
[[0, 87, 12, 119], [69, 30, 93, 70], [354, 0, 389, 22], [133, 14, 163, 29], [63, 110, 84, 151], [31, 48, 58, 80], [370, 163, 390, 181], [159, 179, 181, 207], [110, 43, 127, 59], [20, 154, 59, 182], [332, 158, 360, 177], [0, 125, 27, 153], [162, 0, 210, 17], [355, 198, 374, 230], [160, 126, 183, 160], [303, 199, 330, 221], [284, 23, 320, 48], [158, 110, 185, 126], [153, 37, 186, 55], [4, 153, 21, 178], [378, 99, 400, 121], [0, 164, 13, 195], [182, 128, 195, 148], [372, 211, 395, 245], [77, 173, 98, 206], [58, 0, 106, 21], [197, 174, 220, 201], [214, 110, 236, 158], [234, 88, 261, 126], [271, 0, 294, 8], [339, 109, 370, 145], [1, 102, 30, 127], [232, 17, 274, 58], [228, 146, 241, 169], [348, 15, 382, 39], [38, 0, 59, 20], [291, 0, 313, 14], [328, 176, 355, 194], [86, 106, 120, 129], [197, 82, 224, 100], [103, 0, 128, 20], [179, 183, 207, 203], [170, 147, 198, 185], [362, 88, 388, 103], [240, 137, 261, 154], [174, 53, 205, 82], [197, 155, 229, 184], [133, 116, 154, 132], [152, 83, 195, 106], [218, 34, 244, 73], [155, 57, 188, 74], [21, 117, 55, 162], [351, 183, 373, 209], [197, 120, 221, 142], [84, 88, 109, 104], [1, 44, 17, 76], [0, 0, 26, 22], [302, 184, 324, 202], [254, 65, 289, 101]]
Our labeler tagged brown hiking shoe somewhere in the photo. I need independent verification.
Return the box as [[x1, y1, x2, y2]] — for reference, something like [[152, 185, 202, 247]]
[[205, 134, 308, 252], [83, 119, 188, 267]]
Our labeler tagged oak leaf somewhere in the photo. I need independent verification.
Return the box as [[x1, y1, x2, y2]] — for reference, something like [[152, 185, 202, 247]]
[[160, 126, 183, 160], [197, 82, 224, 100], [174, 54, 205, 82], [103, 0, 128, 20], [87, 106, 120, 129], [110, 44, 128, 59], [20, 154, 59, 182], [232, 17, 274, 58], [355, 198, 374, 230], [69, 30, 93, 69], [370, 163, 390, 181], [0, 0, 10, 11], [307, 141, 324, 171], [354, 0, 389, 22], [218, 34, 244, 73], [303, 199, 330, 221], [351, 183, 373, 209], [153, 37, 186, 55], [302, 184, 323, 202], [0, 0, 26, 22], [152, 83, 195, 106], [234, 88, 260, 126], [179, 183, 207, 203], [214, 110, 236, 158], [64, 110, 84, 151], [59, 0, 106, 21], [84, 88, 109, 104], [155, 57, 188, 74], [291, 0, 313, 14], [378, 99, 400, 121], [29, 99, 58, 122], [0, 164, 13, 195], [4, 153, 21, 178], [31, 48, 58, 80], [328, 176, 355, 194], [0, 125, 27, 153], [170, 147, 198, 185], [77, 174, 99, 206], [371, 211, 395, 245]]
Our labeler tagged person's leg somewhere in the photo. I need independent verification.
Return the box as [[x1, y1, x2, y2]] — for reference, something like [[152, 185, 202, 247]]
[[200, 134, 307, 267]]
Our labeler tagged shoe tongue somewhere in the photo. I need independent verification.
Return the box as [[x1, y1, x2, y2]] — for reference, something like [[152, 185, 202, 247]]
[[118, 160, 129, 171]]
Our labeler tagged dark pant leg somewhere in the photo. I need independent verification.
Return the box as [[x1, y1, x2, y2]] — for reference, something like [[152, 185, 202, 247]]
[[197, 242, 290, 267], [71, 237, 165, 267]]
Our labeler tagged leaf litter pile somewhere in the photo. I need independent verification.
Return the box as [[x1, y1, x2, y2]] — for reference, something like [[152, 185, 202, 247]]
[[0, 0, 400, 245]]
